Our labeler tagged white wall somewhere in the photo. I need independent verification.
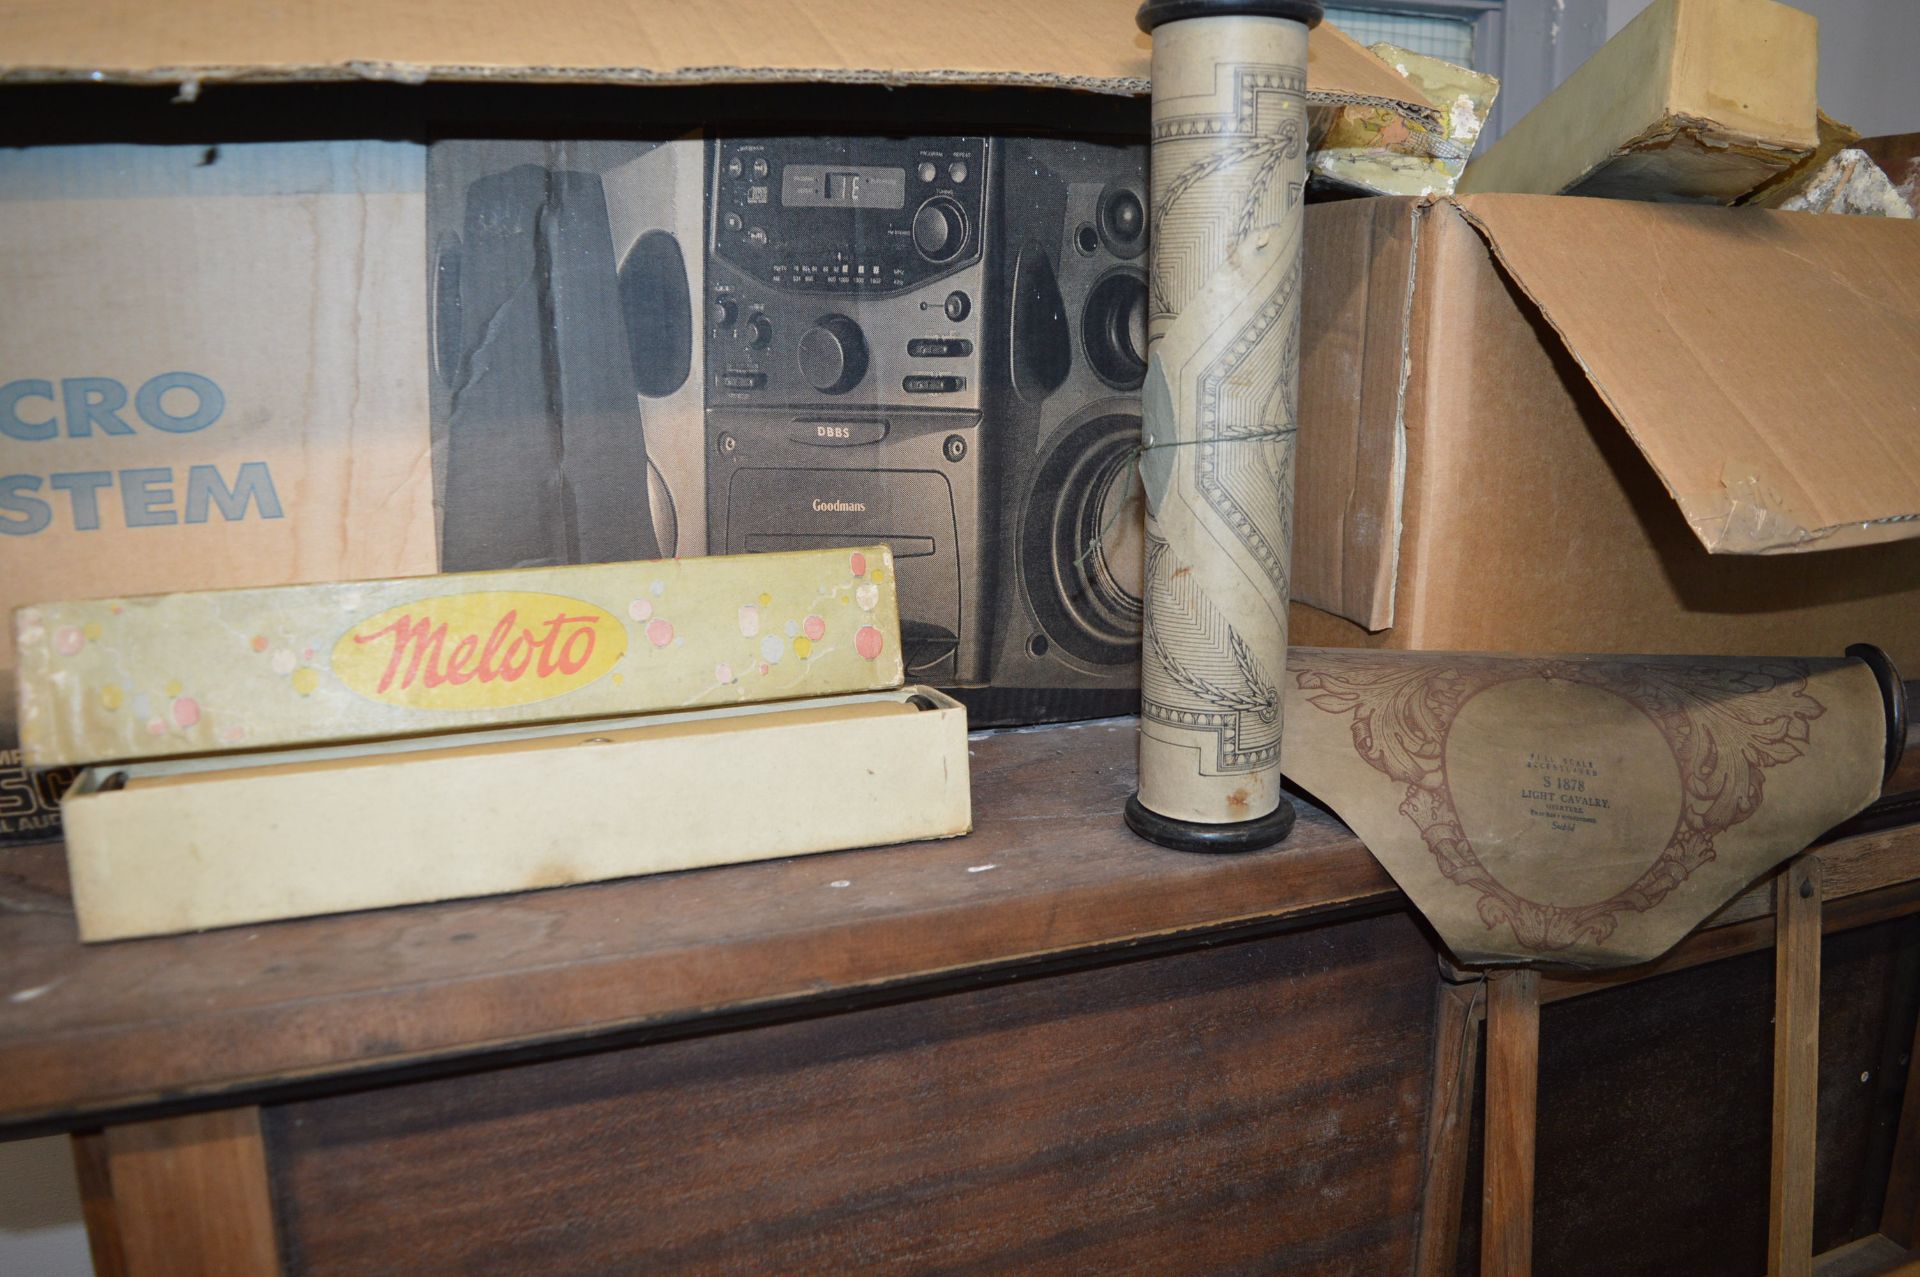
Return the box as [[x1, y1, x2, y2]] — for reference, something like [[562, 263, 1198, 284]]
[[1604, 0, 1920, 136], [0, 1137, 93, 1276]]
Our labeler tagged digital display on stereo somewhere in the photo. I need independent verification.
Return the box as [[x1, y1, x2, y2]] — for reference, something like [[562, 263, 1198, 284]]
[[711, 137, 987, 295], [782, 164, 906, 209]]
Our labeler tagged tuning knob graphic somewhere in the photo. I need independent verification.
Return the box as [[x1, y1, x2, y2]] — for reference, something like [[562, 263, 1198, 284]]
[[911, 196, 968, 263], [798, 314, 869, 395]]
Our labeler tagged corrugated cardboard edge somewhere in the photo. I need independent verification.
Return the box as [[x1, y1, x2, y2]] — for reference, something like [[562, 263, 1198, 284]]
[[1307, 21, 1440, 132], [1444, 197, 1920, 556], [1343, 196, 1427, 632], [0, 62, 1436, 119], [0, 13, 1436, 119], [1311, 91, 1441, 135], [1295, 196, 1429, 634], [1565, 111, 1811, 201], [1377, 199, 1428, 631], [1, 61, 1152, 94], [1745, 110, 1864, 209]]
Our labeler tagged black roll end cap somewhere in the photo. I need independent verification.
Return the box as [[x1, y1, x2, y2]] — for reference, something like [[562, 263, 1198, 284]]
[[1847, 642, 1909, 787], [1124, 791, 1297, 853], [1137, 0, 1324, 34]]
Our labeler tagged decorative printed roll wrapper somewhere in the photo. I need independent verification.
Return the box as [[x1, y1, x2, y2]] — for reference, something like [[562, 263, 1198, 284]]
[[1131, 0, 1321, 849], [15, 545, 904, 768], [1280, 647, 1901, 968]]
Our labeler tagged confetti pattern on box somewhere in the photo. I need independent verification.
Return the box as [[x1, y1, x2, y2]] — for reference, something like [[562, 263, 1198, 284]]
[[17, 546, 904, 767]]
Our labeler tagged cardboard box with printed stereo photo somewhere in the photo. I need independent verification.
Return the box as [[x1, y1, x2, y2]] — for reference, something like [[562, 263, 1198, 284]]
[[0, 0, 1433, 844], [1292, 194, 1920, 664]]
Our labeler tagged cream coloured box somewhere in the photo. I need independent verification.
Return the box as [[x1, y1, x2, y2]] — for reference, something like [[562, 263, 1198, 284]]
[[18, 545, 904, 768], [61, 686, 969, 941]]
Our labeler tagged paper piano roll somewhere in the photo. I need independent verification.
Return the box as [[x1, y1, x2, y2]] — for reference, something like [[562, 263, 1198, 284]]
[[1128, 0, 1324, 852], [1280, 646, 1905, 968]]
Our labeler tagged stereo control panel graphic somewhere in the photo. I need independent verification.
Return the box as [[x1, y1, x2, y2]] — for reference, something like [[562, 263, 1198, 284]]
[[426, 132, 1151, 716], [705, 136, 997, 685]]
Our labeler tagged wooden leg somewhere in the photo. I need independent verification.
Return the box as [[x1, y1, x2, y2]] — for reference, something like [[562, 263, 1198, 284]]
[[1482, 968, 1540, 1277], [102, 1107, 281, 1277], [71, 1130, 128, 1277], [1880, 955, 1920, 1248], [1770, 856, 1823, 1277], [1417, 977, 1486, 1277]]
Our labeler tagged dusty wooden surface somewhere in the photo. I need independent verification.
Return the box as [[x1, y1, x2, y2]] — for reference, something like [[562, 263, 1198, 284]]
[[1452, 917, 1920, 1276], [266, 909, 1436, 1275], [0, 721, 1401, 1133], [104, 1108, 280, 1276], [71, 1130, 126, 1277], [3, 712, 1916, 1275], [1774, 857, 1826, 1277], [1415, 978, 1483, 1277], [1539, 859, 1920, 1004], [1481, 969, 1540, 1277], [1881, 974, 1920, 1248], [5, 712, 1919, 1136]]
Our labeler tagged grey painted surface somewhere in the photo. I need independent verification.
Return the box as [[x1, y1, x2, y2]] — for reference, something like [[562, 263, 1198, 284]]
[[1605, 0, 1920, 137]]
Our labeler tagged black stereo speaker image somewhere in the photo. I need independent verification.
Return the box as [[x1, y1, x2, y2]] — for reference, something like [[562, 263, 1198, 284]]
[[985, 137, 1148, 709], [427, 139, 704, 571], [601, 140, 709, 558], [704, 136, 998, 685], [425, 131, 1147, 722]]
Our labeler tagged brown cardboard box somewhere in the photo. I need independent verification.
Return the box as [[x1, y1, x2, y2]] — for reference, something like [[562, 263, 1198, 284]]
[[1458, 0, 1819, 204], [0, 140, 436, 841], [1293, 194, 1920, 663], [0, 2, 1429, 843], [0, 0, 1425, 113]]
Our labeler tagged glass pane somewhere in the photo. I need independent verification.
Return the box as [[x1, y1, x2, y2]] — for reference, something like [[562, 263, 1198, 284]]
[[1323, 6, 1476, 65]]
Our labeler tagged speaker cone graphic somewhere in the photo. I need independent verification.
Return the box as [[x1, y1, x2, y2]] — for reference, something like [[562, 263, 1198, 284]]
[[1020, 403, 1144, 667], [1082, 268, 1148, 391]]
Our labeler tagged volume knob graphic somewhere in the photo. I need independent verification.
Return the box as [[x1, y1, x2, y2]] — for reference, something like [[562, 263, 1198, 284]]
[[798, 314, 869, 395], [911, 196, 968, 263]]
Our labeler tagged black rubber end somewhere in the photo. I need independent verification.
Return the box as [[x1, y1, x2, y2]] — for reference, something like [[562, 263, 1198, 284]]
[[1847, 642, 1908, 786], [1137, 0, 1324, 34], [1124, 792, 1297, 853]]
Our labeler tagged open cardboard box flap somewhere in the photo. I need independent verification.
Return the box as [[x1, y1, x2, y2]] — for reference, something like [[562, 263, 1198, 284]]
[[1454, 195, 1920, 556], [1297, 193, 1920, 635], [0, 0, 1430, 115]]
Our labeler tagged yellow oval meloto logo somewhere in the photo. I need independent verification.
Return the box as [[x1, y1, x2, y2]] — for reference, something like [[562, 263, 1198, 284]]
[[331, 592, 627, 710]]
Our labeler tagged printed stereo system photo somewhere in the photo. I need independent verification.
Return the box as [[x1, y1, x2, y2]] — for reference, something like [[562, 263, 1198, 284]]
[[425, 133, 1153, 720]]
